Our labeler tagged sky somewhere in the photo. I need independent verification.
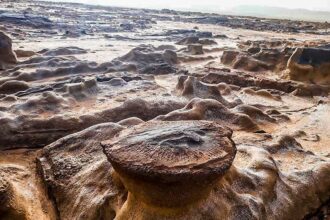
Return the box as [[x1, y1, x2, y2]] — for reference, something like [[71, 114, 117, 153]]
[[53, 0, 330, 12]]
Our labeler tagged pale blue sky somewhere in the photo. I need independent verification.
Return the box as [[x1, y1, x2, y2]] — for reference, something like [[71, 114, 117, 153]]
[[53, 0, 330, 12]]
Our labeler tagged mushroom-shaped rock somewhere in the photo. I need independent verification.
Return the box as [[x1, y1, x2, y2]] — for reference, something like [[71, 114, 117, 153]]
[[102, 120, 236, 219]]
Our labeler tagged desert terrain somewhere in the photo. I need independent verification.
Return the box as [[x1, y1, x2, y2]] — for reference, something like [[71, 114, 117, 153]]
[[0, 1, 329, 219]]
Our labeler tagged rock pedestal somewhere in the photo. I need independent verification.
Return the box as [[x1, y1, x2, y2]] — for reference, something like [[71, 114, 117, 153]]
[[102, 120, 236, 219]]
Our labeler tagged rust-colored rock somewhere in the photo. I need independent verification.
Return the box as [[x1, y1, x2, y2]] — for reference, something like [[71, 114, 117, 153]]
[[102, 120, 236, 219]]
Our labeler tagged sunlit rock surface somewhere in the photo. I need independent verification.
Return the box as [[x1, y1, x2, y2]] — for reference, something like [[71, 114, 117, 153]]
[[287, 47, 330, 85], [0, 0, 329, 219], [102, 120, 236, 219]]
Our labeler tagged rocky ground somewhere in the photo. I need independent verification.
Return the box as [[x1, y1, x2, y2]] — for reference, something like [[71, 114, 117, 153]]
[[0, 0, 329, 220]]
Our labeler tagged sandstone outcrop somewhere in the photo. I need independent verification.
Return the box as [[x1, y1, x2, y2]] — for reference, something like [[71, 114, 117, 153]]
[[287, 47, 330, 85], [221, 47, 293, 72], [176, 75, 241, 107], [102, 120, 236, 219], [202, 71, 329, 96], [38, 122, 128, 220], [114, 45, 178, 74], [0, 1, 329, 219], [0, 32, 17, 70]]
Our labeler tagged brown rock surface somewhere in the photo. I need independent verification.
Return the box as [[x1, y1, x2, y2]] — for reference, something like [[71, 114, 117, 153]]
[[37, 122, 128, 220], [155, 98, 259, 131], [0, 149, 57, 220], [287, 47, 330, 85], [0, 31, 17, 70], [221, 47, 294, 72], [0, 98, 184, 149], [176, 75, 241, 107], [202, 71, 329, 96], [0, 1, 329, 219], [102, 120, 236, 219], [187, 44, 204, 55]]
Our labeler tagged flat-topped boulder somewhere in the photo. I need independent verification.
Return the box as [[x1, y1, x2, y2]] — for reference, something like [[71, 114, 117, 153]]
[[102, 120, 236, 219]]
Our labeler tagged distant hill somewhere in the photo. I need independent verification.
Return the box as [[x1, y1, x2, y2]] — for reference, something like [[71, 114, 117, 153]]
[[226, 5, 330, 22]]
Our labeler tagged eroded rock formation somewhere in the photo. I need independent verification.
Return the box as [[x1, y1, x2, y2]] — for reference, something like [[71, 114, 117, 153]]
[[0, 98, 184, 149], [37, 122, 128, 220], [176, 75, 241, 107], [114, 45, 178, 74], [202, 71, 329, 96], [0, 32, 17, 70], [221, 44, 294, 72], [155, 98, 259, 131], [102, 120, 236, 219], [287, 47, 330, 85], [0, 1, 329, 219]]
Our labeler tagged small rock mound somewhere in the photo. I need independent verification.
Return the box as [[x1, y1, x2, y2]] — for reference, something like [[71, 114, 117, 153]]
[[40, 46, 87, 56], [287, 47, 330, 85], [56, 78, 99, 99], [221, 48, 293, 72], [176, 36, 199, 45], [12, 91, 72, 113], [176, 75, 241, 107], [0, 31, 17, 70], [266, 135, 304, 154], [241, 88, 282, 101], [14, 49, 36, 58], [0, 98, 184, 149], [176, 36, 217, 46], [187, 44, 204, 55], [202, 71, 329, 97], [114, 45, 178, 74], [0, 80, 29, 94], [233, 104, 276, 123], [156, 98, 258, 131]]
